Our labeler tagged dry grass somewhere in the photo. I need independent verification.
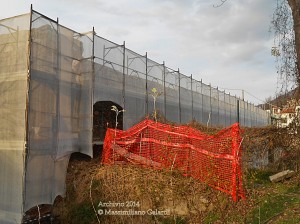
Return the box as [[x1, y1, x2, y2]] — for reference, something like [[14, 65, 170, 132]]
[[54, 158, 252, 224], [52, 121, 300, 223]]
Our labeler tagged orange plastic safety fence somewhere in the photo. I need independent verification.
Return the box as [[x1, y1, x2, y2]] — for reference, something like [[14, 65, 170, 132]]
[[102, 119, 245, 201]]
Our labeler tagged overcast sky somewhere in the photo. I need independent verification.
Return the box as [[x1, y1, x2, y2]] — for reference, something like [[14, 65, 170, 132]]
[[1, 0, 279, 104]]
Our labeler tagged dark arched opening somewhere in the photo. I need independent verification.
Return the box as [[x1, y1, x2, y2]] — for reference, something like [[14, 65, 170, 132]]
[[93, 101, 123, 143], [22, 204, 56, 223]]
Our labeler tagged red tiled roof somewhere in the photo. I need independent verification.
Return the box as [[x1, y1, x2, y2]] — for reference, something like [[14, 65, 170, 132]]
[[281, 107, 295, 113]]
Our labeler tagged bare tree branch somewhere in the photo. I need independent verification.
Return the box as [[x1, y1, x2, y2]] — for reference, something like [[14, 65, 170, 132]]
[[271, 0, 299, 95], [214, 0, 300, 98], [213, 0, 228, 8]]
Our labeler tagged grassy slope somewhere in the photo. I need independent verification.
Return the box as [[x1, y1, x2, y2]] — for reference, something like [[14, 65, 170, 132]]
[[53, 123, 300, 223], [53, 157, 299, 224]]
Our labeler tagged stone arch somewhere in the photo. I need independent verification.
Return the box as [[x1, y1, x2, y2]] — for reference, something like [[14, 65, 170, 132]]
[[93, 101, 123, 143]]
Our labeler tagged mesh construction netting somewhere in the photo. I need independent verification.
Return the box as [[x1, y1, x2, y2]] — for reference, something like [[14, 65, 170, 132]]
[[102, 119, 245, 201]]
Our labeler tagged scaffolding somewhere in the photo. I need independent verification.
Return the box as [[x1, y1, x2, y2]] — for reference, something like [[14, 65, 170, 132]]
[[0, 8, 270, 223]]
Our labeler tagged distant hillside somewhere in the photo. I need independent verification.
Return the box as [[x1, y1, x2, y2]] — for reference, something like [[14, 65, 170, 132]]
[[259, 87, 299, 110]]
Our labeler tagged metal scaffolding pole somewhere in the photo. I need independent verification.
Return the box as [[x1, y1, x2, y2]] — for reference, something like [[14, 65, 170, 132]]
[[209, 83, 212, 126], [178, 69, 181, 123], [91, 27, 95, 145], [191, 74, 194, 120], [201, 79, 203, 124], [163, 61, 166, 118], [223, 91, 226, 126], [217, 87, 219, 126], [24, 4, 34, 213], [237, 100, 240, 123], [145, 52, 148, 115], [122, 41, 126, 109], [230, 96, 233, 125], [54, 16, 61, 158]]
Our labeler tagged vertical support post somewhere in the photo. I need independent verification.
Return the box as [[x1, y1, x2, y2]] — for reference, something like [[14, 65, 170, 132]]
[[24, 3, 34, 212], [92, 28, 95, 71], [255, 103, 257, 127], [91, 27, 95, 145], [55, 17, 60, 158], [240, 100, 243, 126], [209, 83, 212, 126], [256, 106, 258, 126], [217, 87, 219, 126], [191, 74, 194, 120], [122, 41, 126, 110], [269, 104, 272, 125], [201, 79, 203, 124], [246, 101, 249, 126], [242, 89, 244, 101], [229, 93, 232, 124], [102, 45, 105, 66], [163, 61, 166, 119], [237, 100, 240, 123], [26, 4, 33, 144], [254, 103, 256, 127], [145, 52, 148, 115], [250, 103, 253, 127], [178, 69, 181, 123], [126, 55, 129, 77], [244, 100, 246, 126], [224, 91, 226, 126]]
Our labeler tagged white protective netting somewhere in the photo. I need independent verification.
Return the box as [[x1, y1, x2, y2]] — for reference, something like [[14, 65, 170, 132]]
[[25, 11, 93, 211], [0, 9, 271, 224], [0, 13, 30, 223], [0, 11, 93, 223]]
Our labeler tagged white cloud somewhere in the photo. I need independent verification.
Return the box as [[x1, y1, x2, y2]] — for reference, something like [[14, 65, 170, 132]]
[[0, 0, 279, 104]]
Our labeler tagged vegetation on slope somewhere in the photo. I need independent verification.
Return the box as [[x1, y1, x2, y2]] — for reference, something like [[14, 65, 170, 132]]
[[52, 122, 300, 224]]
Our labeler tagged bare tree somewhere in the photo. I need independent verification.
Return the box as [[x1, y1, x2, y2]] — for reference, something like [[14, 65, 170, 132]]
[[215, 0, 300, 98], [271, 0, 298, 94], [287, 0, 300, 97]]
